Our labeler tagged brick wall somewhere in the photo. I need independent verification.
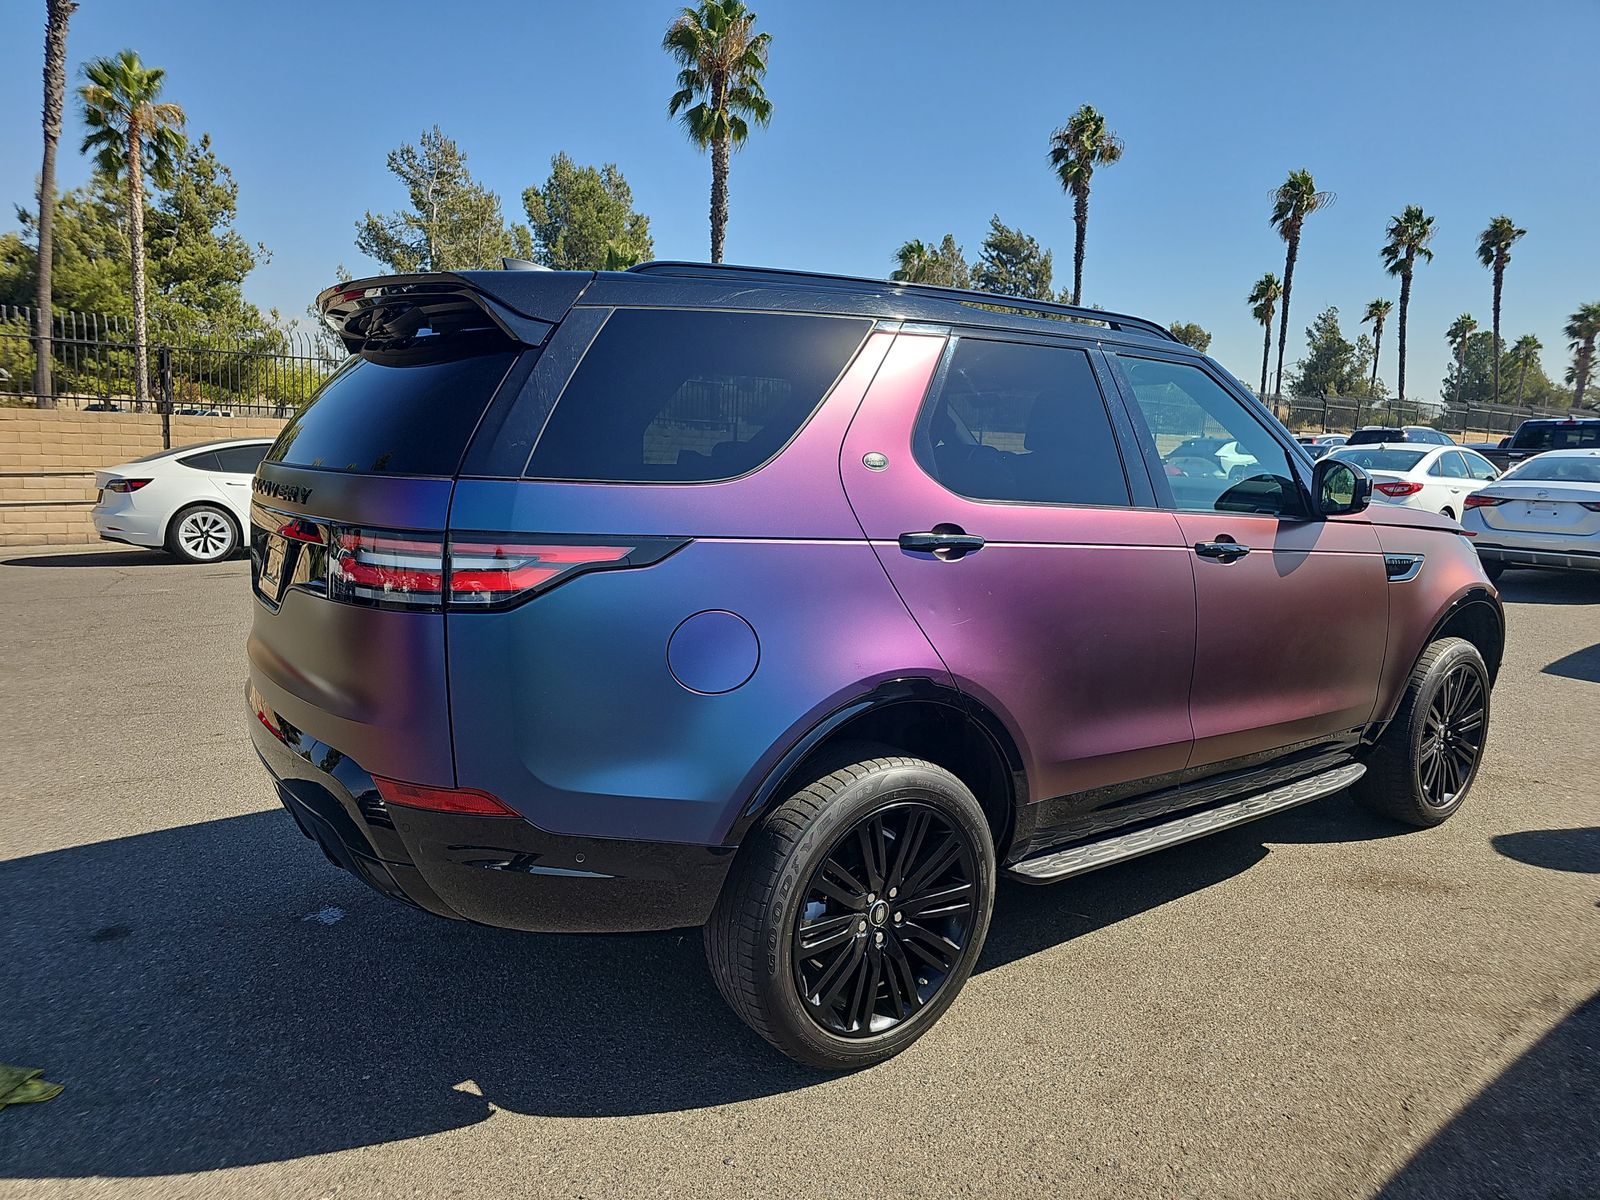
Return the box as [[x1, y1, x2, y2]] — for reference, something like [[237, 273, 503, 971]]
[[0, 408, 287, 547]]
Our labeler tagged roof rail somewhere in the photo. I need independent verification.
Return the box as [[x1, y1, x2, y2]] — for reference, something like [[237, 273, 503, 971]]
[[627, 260, 1179, 343]]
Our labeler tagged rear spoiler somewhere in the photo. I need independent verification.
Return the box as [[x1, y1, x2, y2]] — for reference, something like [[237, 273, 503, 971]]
[[316, 270, 593, 354]]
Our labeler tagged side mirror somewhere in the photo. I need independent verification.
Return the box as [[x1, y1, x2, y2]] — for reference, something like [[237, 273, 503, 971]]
[[1313, 457, 1371, 517], [1498, 436, 1511, 448]]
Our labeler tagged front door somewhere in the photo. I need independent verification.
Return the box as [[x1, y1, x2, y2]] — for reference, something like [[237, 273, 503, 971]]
[[840, 332, 1198, 805], [1107, 353, 1389, 767]]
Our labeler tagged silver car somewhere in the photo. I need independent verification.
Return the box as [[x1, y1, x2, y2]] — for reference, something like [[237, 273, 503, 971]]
[[1461, 449, 1600, 580]]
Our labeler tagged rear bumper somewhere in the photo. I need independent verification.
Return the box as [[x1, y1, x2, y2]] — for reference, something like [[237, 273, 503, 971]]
[[1474, 542, 1600, 573], [92, 506, 164, 548], [249, 690, 733, 932]]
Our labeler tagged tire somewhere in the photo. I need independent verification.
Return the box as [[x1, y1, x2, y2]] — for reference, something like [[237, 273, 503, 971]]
[[705, 750, 996, 1070], [167, 503, 240, 564], [1481, 559, 1507, 584], [1354, 637, 1490, 827], [1440, 507, 1455, 521]]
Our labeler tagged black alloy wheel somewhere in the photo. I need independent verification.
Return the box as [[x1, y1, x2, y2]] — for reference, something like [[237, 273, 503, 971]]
[[1419, 662, 1487, 808]]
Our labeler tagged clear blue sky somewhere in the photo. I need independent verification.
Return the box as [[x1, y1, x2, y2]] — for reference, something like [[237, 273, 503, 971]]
[[3, 0, 1596, 400]]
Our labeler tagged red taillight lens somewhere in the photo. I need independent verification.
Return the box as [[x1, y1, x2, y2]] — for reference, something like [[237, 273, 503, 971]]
[[105, 478, 152, 493], [1582, 502, 1600, 513], [1375, 481, 1424, 497], [447, 539, 635, 607], [328, 527, 444, 609], [1464, 494, 1506, 509], [372, 776, 518, 817]]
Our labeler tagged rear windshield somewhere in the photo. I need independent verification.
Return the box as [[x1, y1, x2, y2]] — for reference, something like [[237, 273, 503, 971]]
[[265, 344, 518, 476], [1331, 447, 1427, 472], [1345, 428, 1404, 445], [526, 309, 870, 482], [1503, 456, 1600, 483]]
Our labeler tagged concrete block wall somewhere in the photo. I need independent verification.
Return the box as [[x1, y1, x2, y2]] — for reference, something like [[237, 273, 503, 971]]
[[0, 408, 287, 547]]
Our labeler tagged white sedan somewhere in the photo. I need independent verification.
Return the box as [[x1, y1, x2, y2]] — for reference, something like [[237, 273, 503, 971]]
[[1461, 449, 1600, 581], [92, 438, 272, 563], [1325, 443, 1500, 520]]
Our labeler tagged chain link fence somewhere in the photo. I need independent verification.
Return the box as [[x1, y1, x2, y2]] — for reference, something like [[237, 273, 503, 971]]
[[1264, 392, 1580, 443]]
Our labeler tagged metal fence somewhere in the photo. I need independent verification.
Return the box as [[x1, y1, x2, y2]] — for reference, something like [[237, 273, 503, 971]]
[[1264, 392, 1579, 443], [0, 305, 343, 418]]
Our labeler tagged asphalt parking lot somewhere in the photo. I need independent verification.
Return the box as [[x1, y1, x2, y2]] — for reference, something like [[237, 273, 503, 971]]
[[1, 544, 1596, 1200]]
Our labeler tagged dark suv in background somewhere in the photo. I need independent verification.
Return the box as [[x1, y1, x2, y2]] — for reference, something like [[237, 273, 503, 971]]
[[248, 263, 1502, 1068]]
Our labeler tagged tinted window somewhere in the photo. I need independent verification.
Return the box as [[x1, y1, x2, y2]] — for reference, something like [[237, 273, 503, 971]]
[[1346, 428, 1404, 446], [917, 339, 1130, 506], [1331, 447, 1428, 472], [1407, 426, 1451, 445], [266, 345, 518, 476], [1553, 425, 1600, 449], [213, 444, 269, 474], [1117, 356, 1302, 516], [178, 450, 223, 472], [527, 309, 869, 482]]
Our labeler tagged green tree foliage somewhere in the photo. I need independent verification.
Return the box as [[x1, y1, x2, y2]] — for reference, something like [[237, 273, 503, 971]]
[[664, 0, 772, 263], [972, 217, 1053, 301], [1381, 204, 1436, 402], [890, 235, 970, 288], [1247, 272, 1281, 396], [1268, 169, 1335, 396], [1289, 306, 1377, 398], [522, 152, 654, 271], [1360, 298, 1393, 395], [1047, 105, 1123, 305], [1446, 313, 1478, 409], [1565, 302, 1600, 409], [1444, 330, 1565, 413], [145, 134, 267, 324], [1476, 215, 1525, 401], [1168, 321, 1212, 352], [79, 48, 186, 406], [356, 126, 523, 272]]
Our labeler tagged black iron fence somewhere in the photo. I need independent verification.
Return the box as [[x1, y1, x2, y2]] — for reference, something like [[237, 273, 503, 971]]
[[0, 305, 342, 418], [1265, 392, 1578, 442]]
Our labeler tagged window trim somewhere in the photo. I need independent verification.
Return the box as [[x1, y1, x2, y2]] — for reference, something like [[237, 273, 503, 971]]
[[517, 306, 874, 487], [908, 332, 1147, 511], [1105, 350, 1315, 520]]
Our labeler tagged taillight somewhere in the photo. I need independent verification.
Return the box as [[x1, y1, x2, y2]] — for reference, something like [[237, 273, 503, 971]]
[[1582, 502, 1600, 513], [1464, 494, 1506, 509], [105, 478, 152, 493], [446, 537, 640, 608], [328, 528, 445, 609], [373, 776, 518, 817], [1374, 481, 1424, 497]]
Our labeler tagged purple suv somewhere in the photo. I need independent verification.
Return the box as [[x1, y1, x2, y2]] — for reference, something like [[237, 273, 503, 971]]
[[247, 262, 1502, 1068]]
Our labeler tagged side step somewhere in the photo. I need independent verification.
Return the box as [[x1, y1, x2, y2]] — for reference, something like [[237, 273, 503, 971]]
[[1007, 762, 1367, 884]]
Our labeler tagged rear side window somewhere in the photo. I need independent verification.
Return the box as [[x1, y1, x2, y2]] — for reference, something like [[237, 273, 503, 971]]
[[916, 339, 1130, 506], [214, 444, 269, 474], [526, 309, 870, 482], [266, 346, 518, 476]]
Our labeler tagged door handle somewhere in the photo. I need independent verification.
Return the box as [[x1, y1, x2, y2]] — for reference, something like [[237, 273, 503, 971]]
[[1194, 539, 1251, 561], [899, 528, 986, 558]]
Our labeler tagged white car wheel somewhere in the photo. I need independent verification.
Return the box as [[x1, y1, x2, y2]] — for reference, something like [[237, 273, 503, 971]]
[[169, 505, 238, 563]]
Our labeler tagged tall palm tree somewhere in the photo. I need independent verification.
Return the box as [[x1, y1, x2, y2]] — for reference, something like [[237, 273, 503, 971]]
[[1447, 313, 1478, 409], [1268, 169, 1335, 397], [1476, 215, 1526, 402], [1361, 298, 1393, 394], [33, 0, 77, 409], [1047, 105, 1123, 305], [1247, 272, 1282, 398], [891, 239, 935, 283], [1508, 334, 1541, 407], [1380, 205, 1436, 402], [79, 49, 186, 409], [1565, 302, 1600, 409], [663, 1, 771, 264]]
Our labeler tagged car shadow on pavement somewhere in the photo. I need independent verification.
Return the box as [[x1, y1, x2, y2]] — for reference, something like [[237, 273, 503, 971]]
[[1490, 826, 1600, 874], [0, 793, 1414, 1178], [1493, 572, 1600, 606], [1543, 643, 1600, 683], [1373, 988, 1600, 1200], [1, 549, 176, 568]]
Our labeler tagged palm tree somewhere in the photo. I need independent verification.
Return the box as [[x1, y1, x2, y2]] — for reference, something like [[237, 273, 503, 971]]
[[891, 239, 935, 283], [1047, 105, 1123, 305], [1247, 273, 1282, 398], [79, 49, 186, 409], [1380, 205, 1436, 402], [33, 0, 77, 409], [1361, 298, 1393, 394], [1268, 169, 1335, 397], [1476, 215, 1526, 402], [1447, 314, 1478, 409], [663, 1, 771, 264], [1507, 334, 1541, 407], [1565, 302, 1600, 409]]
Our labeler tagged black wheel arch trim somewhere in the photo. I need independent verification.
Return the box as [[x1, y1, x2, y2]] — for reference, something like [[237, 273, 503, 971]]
[[724, 677, 1027, 848]]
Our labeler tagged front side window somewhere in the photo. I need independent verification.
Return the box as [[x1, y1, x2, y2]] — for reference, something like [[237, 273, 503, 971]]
[[915, 338, 1131, 506], [1433, 451, 1470, 479], [1116, 356, 1303, 516], [526, 309, 870, 483]]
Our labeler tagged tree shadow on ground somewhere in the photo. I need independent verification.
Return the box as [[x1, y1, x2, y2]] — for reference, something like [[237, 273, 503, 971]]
[[1542, 643, 1600, 684], [1491, 826, 1600, 874], [0, 792, 1430, 1178], [1, 549, 180, 569], [1494, 571, 1600, 606]]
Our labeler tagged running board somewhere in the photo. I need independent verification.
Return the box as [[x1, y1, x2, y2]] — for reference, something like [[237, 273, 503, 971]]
[[1006, 762, 1367, 884]]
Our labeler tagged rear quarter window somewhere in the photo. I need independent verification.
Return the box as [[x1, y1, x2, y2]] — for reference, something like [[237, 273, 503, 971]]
[[525, 309, 870, 483], [266, 345, 519, 476]]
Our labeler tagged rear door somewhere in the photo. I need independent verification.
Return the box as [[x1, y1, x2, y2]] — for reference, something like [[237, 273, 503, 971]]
[[1107, 352, 1388, 767], [840, 331, 1197, 804]]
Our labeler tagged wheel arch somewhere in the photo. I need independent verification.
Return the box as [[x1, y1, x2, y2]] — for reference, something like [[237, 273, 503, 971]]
[[1371, 585, 1504, 737], [725, 678, 1026, 858]]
